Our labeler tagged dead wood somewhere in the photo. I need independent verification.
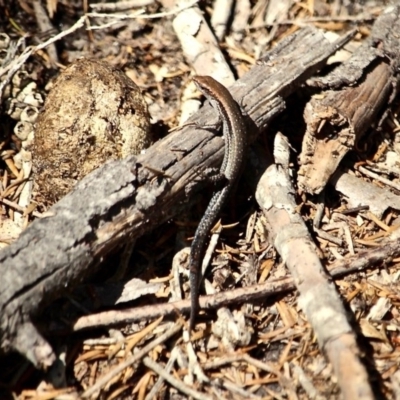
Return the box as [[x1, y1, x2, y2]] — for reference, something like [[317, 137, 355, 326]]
[[0, 26, 353, 368], [256, 133, 375, 400], [299, 5, 400, 194], [71, 233, 400, 332]]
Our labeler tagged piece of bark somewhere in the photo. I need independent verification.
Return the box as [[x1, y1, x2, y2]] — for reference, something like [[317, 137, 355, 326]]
[[231, 0, 250, 39], [0, 26, 353, 367], [308, 5, 400, 89], [331, 170, 400, 218], [32, 0, 58, 65], [172, 4, 235, 86], [210, 0, 234, 41], [256, 132, 375, 400], [298, 5, 400, 194]]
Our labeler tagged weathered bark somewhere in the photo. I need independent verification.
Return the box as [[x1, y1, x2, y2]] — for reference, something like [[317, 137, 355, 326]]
[[299, 5, 400, 194], [0, 27, 354, 367], [256, 133, 375, 400]]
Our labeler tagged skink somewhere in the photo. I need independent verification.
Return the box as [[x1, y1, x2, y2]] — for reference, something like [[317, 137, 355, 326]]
[[189, 75, 247, 331]]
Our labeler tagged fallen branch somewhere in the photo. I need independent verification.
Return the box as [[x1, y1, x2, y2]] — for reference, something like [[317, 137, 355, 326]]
[[256, 132, 376, 399], [69, 234, 397, 332], [0, 26, 353, 367]]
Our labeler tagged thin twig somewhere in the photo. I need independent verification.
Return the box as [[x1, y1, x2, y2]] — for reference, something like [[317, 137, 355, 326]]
[[143, 356, 212, 400], [86, 0, 199, 30], [90, 0, 155, 11], [81, 322, 182, 398], [144, 347, 178, 400], [0, 197, 41, 218], [71, 236, 398, 332], [251, 13, 375, 30], [220, 379, 261, 399], [357, 165, 400, 192], [0, 16, 86, 100]]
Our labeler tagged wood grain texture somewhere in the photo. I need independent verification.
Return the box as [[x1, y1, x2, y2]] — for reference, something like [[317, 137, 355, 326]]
[[0, 26, 352, 367], [300, 6, 400, 193]]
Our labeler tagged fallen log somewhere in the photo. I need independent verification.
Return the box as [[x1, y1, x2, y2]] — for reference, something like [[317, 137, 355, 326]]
[[0, 26, 354, 368]]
